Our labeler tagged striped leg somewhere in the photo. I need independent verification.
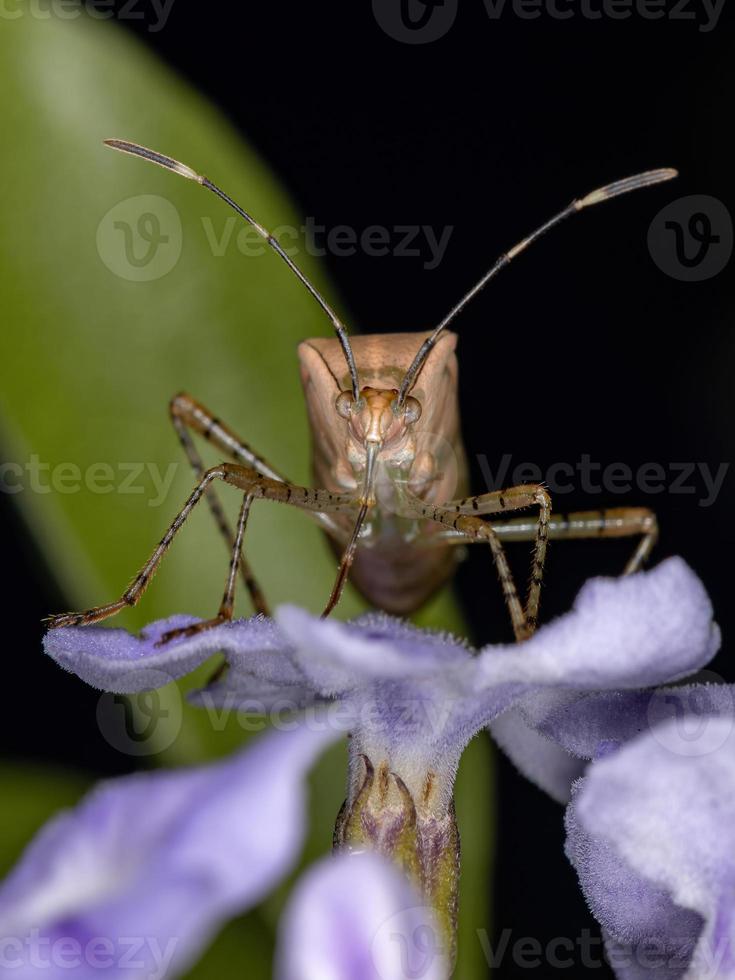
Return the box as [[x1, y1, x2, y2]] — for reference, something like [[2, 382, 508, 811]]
[[169, 392, 352, 616], [169, 394, 269, 616], [491, 507, 658, 575], [444, 484, 552, 634], [169, 392, 346, 539], [428, 507, 658, 576], [406, 496, 533, 642], [157, 493, 253, 646], [47, 464, 357, 632]]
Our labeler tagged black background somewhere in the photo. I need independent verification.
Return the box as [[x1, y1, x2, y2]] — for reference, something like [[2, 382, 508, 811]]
[[4, 3, 734, 977]]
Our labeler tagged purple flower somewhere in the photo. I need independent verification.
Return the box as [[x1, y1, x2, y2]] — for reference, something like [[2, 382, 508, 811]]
[[277, 852, 448, 980], [0, 724, 332, 978], [566, 711, 735, 979], [44, 558, 717, 826], [35, 556, 719, 972], [471, 562, 735, 977], [0, 721, 447, 979], [484, 561, 722, 803]]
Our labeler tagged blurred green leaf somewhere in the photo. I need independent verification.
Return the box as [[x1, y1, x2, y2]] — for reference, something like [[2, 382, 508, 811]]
[[185, 915, 274, 980], [0, 7, 368, 637], [0, 765, 89, 878], [0, 3, 464, 757], [454, 733, 495, 980], [0, 7, 492, 977]]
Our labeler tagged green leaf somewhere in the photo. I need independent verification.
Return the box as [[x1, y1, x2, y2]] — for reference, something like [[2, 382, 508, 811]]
[[454, 733, 495, 979], [0, 9, 492, 977], [0, 10, 366, 634], [0, 765, 89, 878], [0, 5, 466, 757]]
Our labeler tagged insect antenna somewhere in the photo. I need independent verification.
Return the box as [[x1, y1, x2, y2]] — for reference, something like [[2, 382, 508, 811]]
[[103, 139, 361, 403], [396, 167, 678, 407]]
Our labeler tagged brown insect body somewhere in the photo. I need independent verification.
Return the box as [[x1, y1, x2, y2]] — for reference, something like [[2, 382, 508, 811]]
[[299, 331, 468, 612], [48, 140, 675, 645]]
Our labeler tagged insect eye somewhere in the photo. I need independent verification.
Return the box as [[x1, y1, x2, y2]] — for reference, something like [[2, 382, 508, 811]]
[[335, 390, 355, 419], [403, 396, 422, 424]]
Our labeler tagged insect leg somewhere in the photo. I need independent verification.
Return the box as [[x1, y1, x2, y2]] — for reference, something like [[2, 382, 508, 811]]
[[448, 484, 552, 632], [428, 507, 658, 576], [219, 465, 360, 625], [156, 493, 254, 646], [406, 498, 532, 642], [321, 500, 369, 618], [170, 393, 348, 539], [169, 395, 269, 615], [487, 507, 658, 574], [48, 464, 357, 631], [48, 466, 235, 629]]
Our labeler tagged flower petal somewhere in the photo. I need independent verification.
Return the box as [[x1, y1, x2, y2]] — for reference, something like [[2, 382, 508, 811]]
[[570, 716, 735, 978], [489, 709, 586, 803], [276, 853, 448, 980], [0, 723, 336, 978], [566, 781, 701, 978], [476, 558, 718, 691], [275, 607, 472, 696], [44, 558, 718, 838], [43, 615, 305, 695], [528, 684, 735, 760]]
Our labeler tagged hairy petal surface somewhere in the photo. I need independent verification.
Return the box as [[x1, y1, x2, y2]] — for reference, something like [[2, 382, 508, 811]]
[[531, 684, 735, 760], [485, 559, 719, 800], [568, 717, 735, 978], [43, 615, 304, 695], [43, 559, 718, 815], [475, 558, 718, 691], [489, 710, 586, 803]]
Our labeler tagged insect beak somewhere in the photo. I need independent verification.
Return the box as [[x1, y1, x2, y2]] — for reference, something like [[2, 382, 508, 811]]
[[357, 388, 404, 446], [360, 440, 380, 507]]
